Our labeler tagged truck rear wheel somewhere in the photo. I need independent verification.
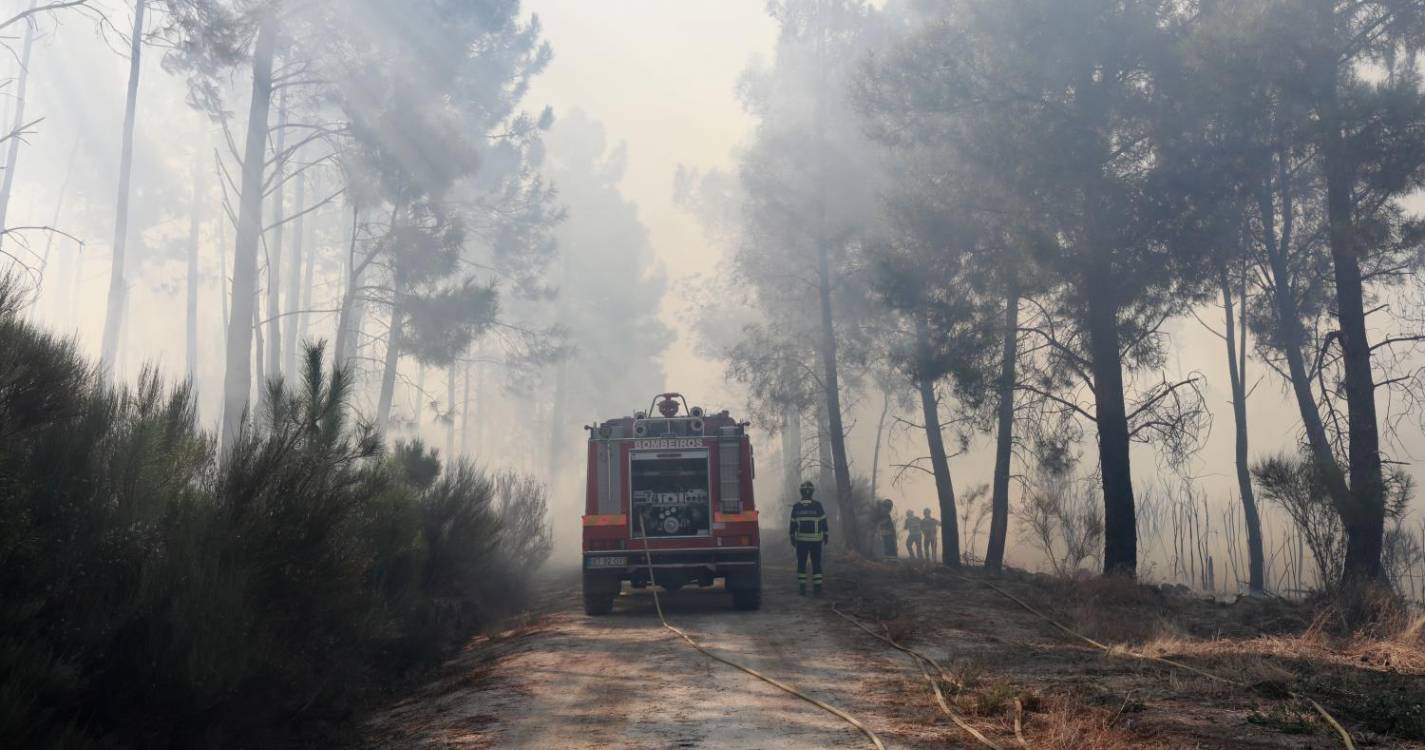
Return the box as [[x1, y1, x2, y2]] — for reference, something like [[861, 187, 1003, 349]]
[[583, 571, 620, 616], [728, 562, 762, 611], [731, 586, 761, 611], [584, 590, 615, 616]]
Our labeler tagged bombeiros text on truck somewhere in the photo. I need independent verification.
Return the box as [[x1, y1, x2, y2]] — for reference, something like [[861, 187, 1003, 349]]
[[581, 393, 761, 615]]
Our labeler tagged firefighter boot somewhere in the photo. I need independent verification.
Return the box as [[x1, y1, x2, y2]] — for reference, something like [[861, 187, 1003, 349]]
[[813, 583, 823, 597], [799, 583, 807, 596]]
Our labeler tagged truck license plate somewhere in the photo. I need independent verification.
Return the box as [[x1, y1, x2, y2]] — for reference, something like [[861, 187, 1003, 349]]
[[587, 556, 627, 569]]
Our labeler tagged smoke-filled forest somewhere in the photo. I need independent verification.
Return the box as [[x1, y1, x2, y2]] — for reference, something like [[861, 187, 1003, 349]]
[[4, 1, 1425, 748]]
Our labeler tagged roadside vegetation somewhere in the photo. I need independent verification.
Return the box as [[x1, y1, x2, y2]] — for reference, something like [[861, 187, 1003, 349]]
[[0, 283, 552, 748], [837, 557, 1424, 748]]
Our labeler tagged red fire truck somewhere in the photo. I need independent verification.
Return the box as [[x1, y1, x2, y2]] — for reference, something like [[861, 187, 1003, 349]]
[[582, 393, 761, 615]]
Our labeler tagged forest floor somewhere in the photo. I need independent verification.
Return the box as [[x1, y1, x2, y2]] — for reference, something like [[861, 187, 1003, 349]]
[[362, 558, 1424, 749]]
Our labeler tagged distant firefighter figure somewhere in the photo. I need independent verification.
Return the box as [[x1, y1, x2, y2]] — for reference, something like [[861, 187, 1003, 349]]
[[875, 498, 898, 559], [920, 508, 940, 562], [788, 481, 829, 595], [904, 509, 922, 560]]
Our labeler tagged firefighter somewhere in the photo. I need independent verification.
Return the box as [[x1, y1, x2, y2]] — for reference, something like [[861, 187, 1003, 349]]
[[789, 480, 829, 595], [904, 509, 922, 560], [921, 508, 940, 561], [877, 498, 898, 559]]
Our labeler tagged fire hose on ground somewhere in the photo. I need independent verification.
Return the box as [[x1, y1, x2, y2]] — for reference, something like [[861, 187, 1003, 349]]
[[635, 518, 886, 750], [833, 566, 1356, 750]]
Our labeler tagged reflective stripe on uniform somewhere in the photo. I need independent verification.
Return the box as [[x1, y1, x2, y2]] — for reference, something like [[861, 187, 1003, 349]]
[[794, 515, 826, 542]]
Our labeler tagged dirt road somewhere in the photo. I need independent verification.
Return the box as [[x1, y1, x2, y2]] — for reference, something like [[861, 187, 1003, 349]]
[[364, 569, 947, 750], [366, 561, 1423, 749]]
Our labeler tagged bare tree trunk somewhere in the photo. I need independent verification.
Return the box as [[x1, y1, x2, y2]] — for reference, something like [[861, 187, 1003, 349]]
[[985, 284, 1019, 572], [810, 4, 857, 551], [281, 167, 305, 376], [333, 203, 361, 367], [1320, 96, 1386, 586], [1220, 267, 1265, 594], [472, 354, 487, 458], [220, 11, 278, 448], [295, 193, 316, 358], [869, 383, 891, 505], [99, 0, 144, 377], [186, 159, 201, 380], [264, 85, 288, 381], [459, 359, 472, 458], [446, 365, 457, 461], [252, 299, 263, 404], [816, 244, 858, 550], [1256, 172, 1353, 524], [781, 405, 802, 507], [815, 402, 835, 511], [376, 298, 404, 434], [916, 314, 960, 566], [1087, 271, 1137, 577], [0, 0, 36, 240]]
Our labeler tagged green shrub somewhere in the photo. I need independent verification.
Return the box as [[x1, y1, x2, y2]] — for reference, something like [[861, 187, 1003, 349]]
[[0, 285, 551, 748]]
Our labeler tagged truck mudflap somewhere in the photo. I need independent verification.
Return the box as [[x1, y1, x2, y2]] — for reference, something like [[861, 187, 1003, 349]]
[[582, 548, 761, 614]]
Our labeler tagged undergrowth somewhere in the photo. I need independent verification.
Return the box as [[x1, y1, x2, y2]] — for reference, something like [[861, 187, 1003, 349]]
[[0, 284, 552, 749]]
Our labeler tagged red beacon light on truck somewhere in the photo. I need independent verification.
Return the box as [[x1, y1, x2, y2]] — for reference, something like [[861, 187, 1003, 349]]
[[580, 393, 760, 615]]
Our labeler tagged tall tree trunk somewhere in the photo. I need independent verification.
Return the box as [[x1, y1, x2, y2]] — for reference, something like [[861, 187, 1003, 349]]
[[219, 216, 230, 335], [810, 3, 856, 551], [186, 159, 201, 380], [1257, 168, 1354, 522], [781, 405, 802, 506], [333, 203, 361, 368], [815, 402, 835, 514], [816, 242, 858, 549], [472, 353, 487, 459], [1221, 267, 1265, 594], [1086, 273, 1137, 577], [985, 283, 1019, 572], [252, 299, 263, 404], [446, 365, 457, 461], [916, 314, 961, 566], [264, 85, 288, 381], [0, 0, 36, 239], [869, 383, 891, 505], [295, 194, 316, 359], [376, 297, 404, 434], [373, 199, 407, 439], [459, 359, 472, 459], [220, 11, 278, 448], [1319, 83, 1386, 586], [99, 0, 144, 377], [282, 168, 305, 376]]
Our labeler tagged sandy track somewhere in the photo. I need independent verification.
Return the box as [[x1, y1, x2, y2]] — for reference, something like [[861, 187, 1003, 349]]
[[364, 569, 939, 750]]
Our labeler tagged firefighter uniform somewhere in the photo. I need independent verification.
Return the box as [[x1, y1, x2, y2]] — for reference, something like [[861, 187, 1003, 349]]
[[789, 482, 829, 595]]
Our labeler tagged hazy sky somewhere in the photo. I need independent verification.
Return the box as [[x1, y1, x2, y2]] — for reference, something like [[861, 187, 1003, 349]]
[[525, 0, 776, 408]]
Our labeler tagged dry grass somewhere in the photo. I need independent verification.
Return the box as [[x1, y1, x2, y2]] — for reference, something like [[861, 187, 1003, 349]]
[[842, 558, 1425, 747], [1020, 695, 1168, 750], [1141, 616, 1425, 677]]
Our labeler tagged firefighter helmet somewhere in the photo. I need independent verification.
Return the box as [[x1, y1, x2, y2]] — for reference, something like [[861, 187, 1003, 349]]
[[799, 481, 815, 498]]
